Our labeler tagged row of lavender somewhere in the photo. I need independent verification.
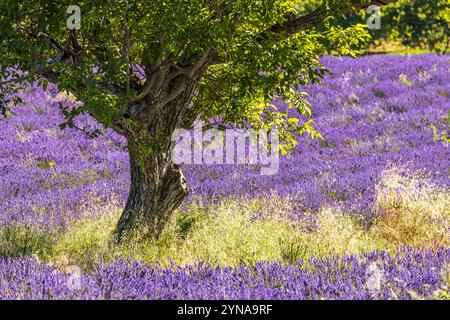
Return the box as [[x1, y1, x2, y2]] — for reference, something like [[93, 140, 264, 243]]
[[0, 248, 448, 299]]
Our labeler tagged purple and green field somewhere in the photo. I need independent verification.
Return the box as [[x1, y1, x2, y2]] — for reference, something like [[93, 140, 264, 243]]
[[0, 54, 449, 300]]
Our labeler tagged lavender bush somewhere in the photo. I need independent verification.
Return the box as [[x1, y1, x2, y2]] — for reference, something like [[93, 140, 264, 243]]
[[0, 248, 449, 300]]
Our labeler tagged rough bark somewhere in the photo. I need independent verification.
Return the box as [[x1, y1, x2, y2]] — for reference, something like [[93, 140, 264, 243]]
[[112, 45, 214, 242], [114, 145, 188, 242], [114, 94, 192, 242]]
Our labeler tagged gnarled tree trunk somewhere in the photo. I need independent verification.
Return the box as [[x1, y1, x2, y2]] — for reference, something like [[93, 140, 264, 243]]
[[114, 95, 192, 242], [114, 146, 188, 242], [112, 49, 212, 242]]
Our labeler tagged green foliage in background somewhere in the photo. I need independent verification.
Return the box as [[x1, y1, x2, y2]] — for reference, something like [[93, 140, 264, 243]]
[[384, 0, 449, 54], [342, 0, 449, 53]]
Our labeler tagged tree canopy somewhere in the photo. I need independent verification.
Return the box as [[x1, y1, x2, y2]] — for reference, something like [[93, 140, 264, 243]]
[[1, 1, 396, 152]]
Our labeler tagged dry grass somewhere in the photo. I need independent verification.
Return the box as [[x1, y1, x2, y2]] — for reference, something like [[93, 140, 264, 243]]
[[370, 167, 450, 248]]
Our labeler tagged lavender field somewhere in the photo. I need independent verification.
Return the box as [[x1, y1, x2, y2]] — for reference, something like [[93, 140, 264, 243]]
[[0, 54, 449, 300]]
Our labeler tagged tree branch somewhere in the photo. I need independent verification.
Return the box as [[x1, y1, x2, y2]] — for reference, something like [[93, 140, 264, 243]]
[[187, 48, 216, 78], [269, 0, 397, 35], [127, 59, 166, 104], [2, 28, 124, 95], [127, 47, 215, 104]]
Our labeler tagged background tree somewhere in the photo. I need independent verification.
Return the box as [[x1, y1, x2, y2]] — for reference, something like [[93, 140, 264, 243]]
[[385, 0, 449, 54], [0, 0, 397, 242], [342, 0, 449, 53]]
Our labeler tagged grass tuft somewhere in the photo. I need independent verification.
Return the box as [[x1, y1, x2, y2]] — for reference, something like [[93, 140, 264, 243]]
[[371, 167, 450, 248]]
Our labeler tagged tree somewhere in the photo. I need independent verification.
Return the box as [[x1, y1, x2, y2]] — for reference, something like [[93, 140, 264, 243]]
[[384, 0, 449, 54], [0, 0, 397, 242], [346, 0, 449, 54]]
